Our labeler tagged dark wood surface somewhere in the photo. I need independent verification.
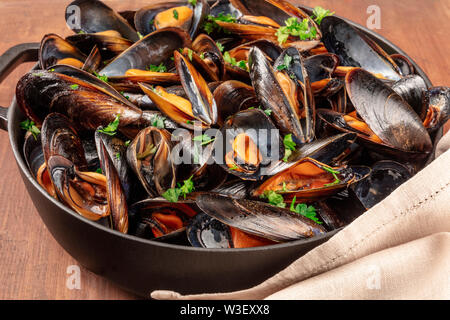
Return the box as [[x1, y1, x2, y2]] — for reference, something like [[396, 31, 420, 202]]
[[0, 0, 448, 300]]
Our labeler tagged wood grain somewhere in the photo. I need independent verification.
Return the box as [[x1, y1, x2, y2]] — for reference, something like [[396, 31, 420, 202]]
[[0, 0, 448, 300]]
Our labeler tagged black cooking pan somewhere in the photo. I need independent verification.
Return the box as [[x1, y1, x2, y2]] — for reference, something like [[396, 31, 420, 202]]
[[0, 13, 436, 298]]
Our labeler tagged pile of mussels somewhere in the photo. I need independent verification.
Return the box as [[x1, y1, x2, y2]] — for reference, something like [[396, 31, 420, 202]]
[[17, 0, 450, 248]]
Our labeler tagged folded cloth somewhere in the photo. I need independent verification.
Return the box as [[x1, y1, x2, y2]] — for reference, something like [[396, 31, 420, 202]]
[[151, 132, 450, 300]]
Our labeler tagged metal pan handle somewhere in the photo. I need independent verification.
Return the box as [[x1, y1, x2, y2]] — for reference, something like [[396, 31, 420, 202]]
[[0, 43, 40, 132]]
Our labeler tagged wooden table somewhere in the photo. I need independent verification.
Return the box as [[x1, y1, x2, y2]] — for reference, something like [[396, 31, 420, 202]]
[[0, 0, 449, 300]]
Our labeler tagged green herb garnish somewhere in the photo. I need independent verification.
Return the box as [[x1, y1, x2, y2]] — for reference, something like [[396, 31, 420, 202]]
[[199, 52, 205, 60], [97, 114, 120, 136], [290, 196, 322, 224], [193, 134, 215, 146], [120, 91, 130, 100], [323, 166, 342, 187], [188, 0, 197, 6], [93, 71, 108, 83], [187, 49, 193, 61], [216, 42, 225, 52], [137, 31, 144, 39], [283, 134, 297, 162], [147, 63, 167, 73], [203, 13, 236, 34], [275, 17, 318, 45], [20, 119, 40, 140], [312, 6, 334, 25], [163, 175, 195, 202], [173, 9, 179, 20], [96, 168, 102, 174], [277, 54, 293, 71], [124, 140, 131, 147], [264, 109, 272, 116], [260, 191, 286, 208], [70, 84, 79, 90], [151, 115, 166, 129], [223, 51, 248, 71], [186, 120, 193, 125], [228, 165, 239, 171]]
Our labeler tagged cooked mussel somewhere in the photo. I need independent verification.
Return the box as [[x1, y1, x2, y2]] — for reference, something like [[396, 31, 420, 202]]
[[423, 86, 450, 135], [39, 34, 86, 69], [196, 193, 326, 242], [65, 0, 139, 42], [252, 157, 370, 202], [129, 198, 198, 240], [126, 126, 177, 197]]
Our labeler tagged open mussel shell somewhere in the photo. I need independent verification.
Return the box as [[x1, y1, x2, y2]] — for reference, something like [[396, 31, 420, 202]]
[[192, 33, 226, 81], [16, 70, 142, 129], [390, 75, 429, 118], [215, 108, 283, 180], [186, 212, 232, 249], [320, 16, 401, 81], [129, 198, 198, 241], [252, 157, 371, 202], [65, 0, 139, 42], [47, 155, 109, 221], [126, 127, 177, 197], [23, 133, 56, 198], [353, 161, 412, 209], [346, 68, 432, 153], [266, 133, 358, 175], [41, 113, 88, 170], [249, 46, 312, 144], [65, 32, 133, 61], [423, 86, 450, 135], [175, 50, 218, 126], [95, 130, 136, 203], [39, 34, 86, 69], [99, 27, 192, 77], [97, 140, 129, 233], [213, 80, 259, 125], [391, 54, 415, 77], [196, 193, 326, 242]]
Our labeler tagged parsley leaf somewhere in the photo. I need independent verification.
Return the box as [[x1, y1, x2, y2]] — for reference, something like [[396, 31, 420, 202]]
[[260, 191, 286, 208], [162, 175, 195, 202], [173, 9, 179, 20], [193, 134, 215, 146], [224, 51, 248, 71], [147, 63, 167, 73], [137, 31, 144, 39], [275, 17, 318, 45], [70, 84, 79, 90], [20, 119, 40, 140], [290, 196, 322, 224], [188, 0, 197, 6], [93, 71, 108, 83], [187, 48, 193, 61], [124, 140, 131, 147], [283, 134, 297, 162], [151, 115, 166, 129], [97, 114, 120, 136], [277, 54, 293, 71], [264, 109, 272, 116], [203, 13, 236, 34], [96, 168, 102, 174], [312, 6, 334, 25], [323, 166, 342, 187], [216, 42, 225, 52]]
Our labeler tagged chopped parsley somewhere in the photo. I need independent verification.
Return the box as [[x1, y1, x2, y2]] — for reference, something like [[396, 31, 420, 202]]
[[188, 0, 197, 6], [193, 134, 215, 146], [312, 6, 334, 25], [277, 54, 293, 71], [147, 63, 167, 73], [187, 49, 194, 61], [323, 166, 342, 187], [216, 42, 225, 52], [260, 190, 286, 208], [124, 140, 131, 147], [283, 134, 297, 162], [223, 51, 248, 71], [163, 175, 195, 202], [173, 9, 179, 20], [96, 168, 102, 174], [93, 71, 108, 83], [97, 114, 120, 136], [275, 17, 318, 45], [203, 13, 236, 34], [70, 84, 79, 90], [20, 119, 40, 140], [290, 196, 322, 224], [137, 31, 144, 40], [115, 153, 121, 160], [120, 91, 130, 100], [151, 115, 166, 129], [186, 120, 193, 125], [199, 52, 205, 60]]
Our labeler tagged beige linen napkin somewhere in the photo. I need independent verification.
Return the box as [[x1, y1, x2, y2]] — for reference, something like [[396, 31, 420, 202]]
[[152, 133, 450, 300]]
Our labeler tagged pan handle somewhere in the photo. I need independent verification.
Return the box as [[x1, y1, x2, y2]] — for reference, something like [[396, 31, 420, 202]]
[[0, 42, 40, 132]]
